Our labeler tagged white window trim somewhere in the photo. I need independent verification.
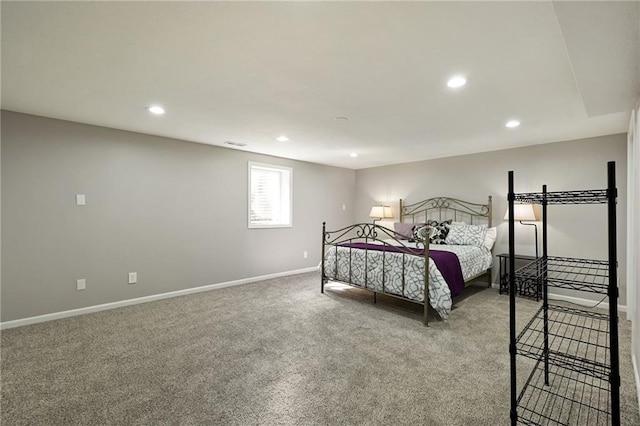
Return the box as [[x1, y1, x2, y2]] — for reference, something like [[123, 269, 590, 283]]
[[248, 161, 293, 229]]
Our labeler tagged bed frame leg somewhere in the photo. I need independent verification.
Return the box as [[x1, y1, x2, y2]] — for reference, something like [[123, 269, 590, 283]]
[[487, 268, 492, 288], [373, 292, 377, 304], [423, 303, 429, 326]]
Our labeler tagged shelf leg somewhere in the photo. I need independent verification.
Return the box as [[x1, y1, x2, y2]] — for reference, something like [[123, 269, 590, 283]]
[[542, 184, 549, 386], [508, 171, 517, 425], [607, 161, 621, 425]]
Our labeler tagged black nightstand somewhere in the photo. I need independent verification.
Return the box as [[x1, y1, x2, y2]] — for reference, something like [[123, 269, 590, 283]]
[[497, 253, 539, 300]]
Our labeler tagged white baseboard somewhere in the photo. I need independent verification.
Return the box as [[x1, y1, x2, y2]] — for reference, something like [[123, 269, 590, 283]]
[[0, 267, 317, 330], [489, 283, 628, 314], [546, 293, 627, 314], [634, 353, 640, 416]]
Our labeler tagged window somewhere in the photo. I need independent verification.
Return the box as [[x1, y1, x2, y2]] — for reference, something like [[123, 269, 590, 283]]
[[248, 162, 292, 228]]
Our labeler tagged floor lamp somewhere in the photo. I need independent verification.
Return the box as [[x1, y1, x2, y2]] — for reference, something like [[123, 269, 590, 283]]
[[504, 204, 539, 258]]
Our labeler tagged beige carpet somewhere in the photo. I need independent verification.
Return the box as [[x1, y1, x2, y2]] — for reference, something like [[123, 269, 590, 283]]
[[1, 272, 638, 425]]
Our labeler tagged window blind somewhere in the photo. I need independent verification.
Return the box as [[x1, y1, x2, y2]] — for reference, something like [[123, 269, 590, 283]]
[[249, 163, 291, 228]]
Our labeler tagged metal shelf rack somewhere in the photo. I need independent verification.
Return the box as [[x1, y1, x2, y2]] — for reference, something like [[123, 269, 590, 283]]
[[517, 360, 612, 425], [516, 304, 610, 380], [514, 189, 609, 205], [507, 161, 620, 425], [515, 257, 609, 294]]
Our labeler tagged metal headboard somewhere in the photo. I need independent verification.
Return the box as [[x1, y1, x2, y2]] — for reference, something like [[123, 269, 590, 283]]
[[399, 196, 493, 227]]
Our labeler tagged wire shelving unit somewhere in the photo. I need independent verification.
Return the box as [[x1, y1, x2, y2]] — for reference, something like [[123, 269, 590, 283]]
[[507, 161, 620, 425]]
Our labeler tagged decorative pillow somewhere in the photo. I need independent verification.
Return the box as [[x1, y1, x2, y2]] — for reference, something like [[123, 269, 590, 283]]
[[411, 224, 429, 242], [483, 227, 497, 251], [445, 222, 488, 247], [427, 220, 452, 244], [393, 222, 415, 240]]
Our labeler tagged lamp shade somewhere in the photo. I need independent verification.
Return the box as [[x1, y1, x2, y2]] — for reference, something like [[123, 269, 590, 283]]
[[369, 205, 393, 219], [504, 204, 537, 221]]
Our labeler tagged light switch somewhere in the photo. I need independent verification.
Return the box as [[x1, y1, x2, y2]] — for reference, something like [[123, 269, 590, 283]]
[[77, 279, 86, 290], [76, 194, 86, 206]]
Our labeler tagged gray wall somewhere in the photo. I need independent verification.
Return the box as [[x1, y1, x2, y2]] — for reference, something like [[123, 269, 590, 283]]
[[355, 134, 628, 305], [1, 111, 356, 322], [1, 110, 630, 323]]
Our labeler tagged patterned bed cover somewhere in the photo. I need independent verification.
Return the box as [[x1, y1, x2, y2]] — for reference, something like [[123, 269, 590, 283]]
[[322, 242, 492, 320]]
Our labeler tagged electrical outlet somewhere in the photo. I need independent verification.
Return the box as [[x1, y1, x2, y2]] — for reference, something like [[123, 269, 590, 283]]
[[303, 251, 308, 259], [128, 272, 137, 284], [76, 279, 86, 290], [342, 204, 346, 211], [76, 194, 86, 206]]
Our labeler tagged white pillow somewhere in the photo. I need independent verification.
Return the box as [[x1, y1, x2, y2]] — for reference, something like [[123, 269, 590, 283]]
[[483, 227, 497, 251], [445, 222, 488, 247]]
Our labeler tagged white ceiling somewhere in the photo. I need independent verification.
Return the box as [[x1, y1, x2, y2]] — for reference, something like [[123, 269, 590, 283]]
[[2, 1, 639, 170]]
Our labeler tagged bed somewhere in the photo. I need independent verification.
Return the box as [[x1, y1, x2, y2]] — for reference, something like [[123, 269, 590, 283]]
[[321, 196, 494, 325]]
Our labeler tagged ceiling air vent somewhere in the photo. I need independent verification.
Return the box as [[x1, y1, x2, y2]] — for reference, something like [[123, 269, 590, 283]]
[[224, 141, 247, 147]]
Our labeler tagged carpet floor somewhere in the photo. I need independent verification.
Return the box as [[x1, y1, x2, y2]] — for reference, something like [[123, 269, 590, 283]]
[[1, 272, 638, 425]]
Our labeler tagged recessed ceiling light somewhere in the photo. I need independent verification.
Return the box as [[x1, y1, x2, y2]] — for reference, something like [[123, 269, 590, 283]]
[[275, 135, 289, 142], [505, 120, 521, 128], [146, 105, 165, 115], [447, 76, 466, 88], [349, 152, 358, 158]]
